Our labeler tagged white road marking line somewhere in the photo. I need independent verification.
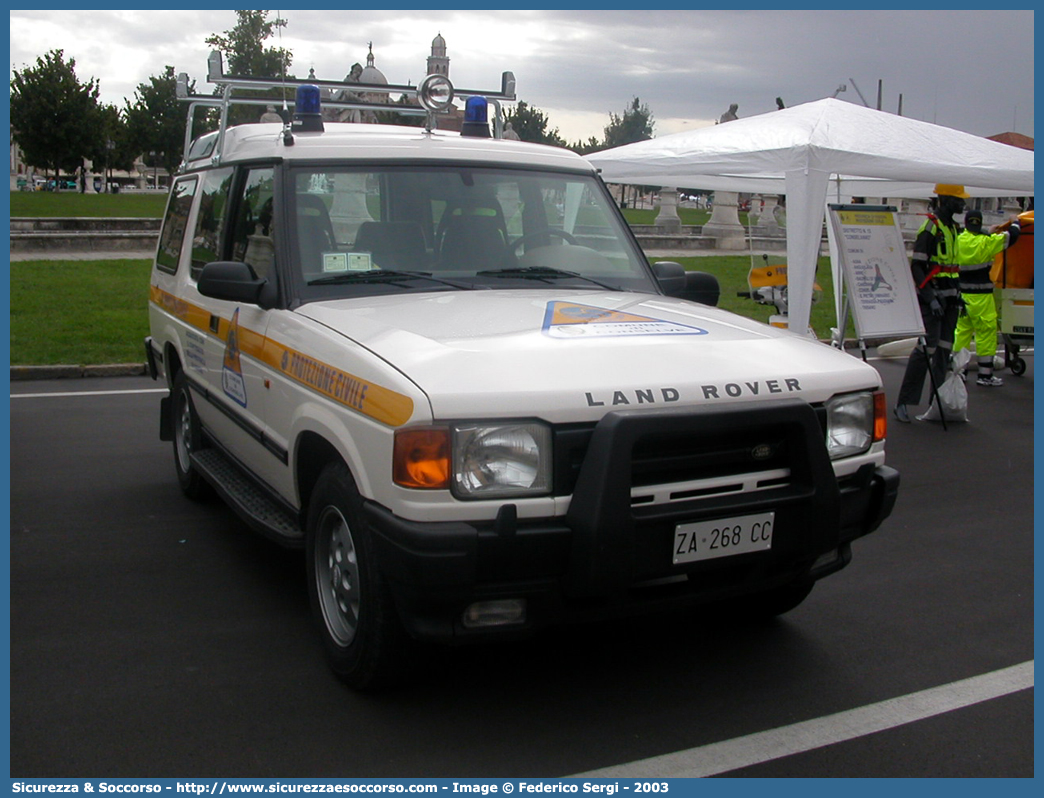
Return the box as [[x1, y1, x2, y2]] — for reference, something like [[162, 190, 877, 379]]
[[11, 388, 168, 399], [572, 660, 1033, 778]]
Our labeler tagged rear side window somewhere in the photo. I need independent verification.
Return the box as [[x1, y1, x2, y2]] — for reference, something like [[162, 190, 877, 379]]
[[155, 177, 198, 275], [189, 167, 234, 280]]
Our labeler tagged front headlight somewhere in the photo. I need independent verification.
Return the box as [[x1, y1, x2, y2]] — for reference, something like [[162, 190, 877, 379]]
[[825, 392, 877, 459], [452, 422, 552, 499]]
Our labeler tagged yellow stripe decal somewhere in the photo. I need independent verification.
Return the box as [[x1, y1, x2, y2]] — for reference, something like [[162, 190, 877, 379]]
[[260, 339, 414, 427], [150, 286, 414, 427]]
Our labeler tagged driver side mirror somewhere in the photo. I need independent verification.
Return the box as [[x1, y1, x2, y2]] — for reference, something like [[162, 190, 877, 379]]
[[652, 261, 720, 306], [197, 261, 277, 310]]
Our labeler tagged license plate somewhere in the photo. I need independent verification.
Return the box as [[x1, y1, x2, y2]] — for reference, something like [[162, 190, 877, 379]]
[[673, 512, 775, 565]]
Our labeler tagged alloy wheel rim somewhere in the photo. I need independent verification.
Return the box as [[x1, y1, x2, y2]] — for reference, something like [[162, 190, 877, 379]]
[[175, 389, 192, 472], [315, 506, 360, 647]]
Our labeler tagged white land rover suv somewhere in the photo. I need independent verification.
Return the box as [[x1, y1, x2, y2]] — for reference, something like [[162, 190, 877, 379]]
[[146, 58, 898, 688]]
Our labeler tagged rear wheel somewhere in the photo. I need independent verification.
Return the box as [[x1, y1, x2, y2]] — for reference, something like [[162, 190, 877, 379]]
[[306, 461, 409, 689], [171, 370, 210, 500]]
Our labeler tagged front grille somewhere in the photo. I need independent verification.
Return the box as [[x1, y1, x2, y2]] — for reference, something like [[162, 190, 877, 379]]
[[631, 429, 790, 485], [553, 404, 826, 503], [561, 400, 841, 597]]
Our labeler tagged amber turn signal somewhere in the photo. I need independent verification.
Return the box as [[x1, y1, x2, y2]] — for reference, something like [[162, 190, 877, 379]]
[[873, 391, 887, 442], [393, 428, 451, 489]]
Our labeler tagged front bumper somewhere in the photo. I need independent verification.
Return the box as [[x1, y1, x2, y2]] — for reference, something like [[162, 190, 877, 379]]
[[365, 402, 900, 642]]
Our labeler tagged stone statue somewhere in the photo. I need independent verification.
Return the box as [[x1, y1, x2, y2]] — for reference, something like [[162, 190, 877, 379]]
[[260, 105, 283, 123], [328, 63, 366, 123], [719, 103, 739, 124], [706, 103, 743, 246]]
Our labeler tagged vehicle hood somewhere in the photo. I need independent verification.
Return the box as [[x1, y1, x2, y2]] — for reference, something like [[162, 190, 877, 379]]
[[295, 290, 881, 423]]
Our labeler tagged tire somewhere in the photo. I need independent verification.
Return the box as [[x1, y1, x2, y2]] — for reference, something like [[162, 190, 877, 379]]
[[305, 461, 410, 690], [1011, 356, 1026, 377], [171, 370, 211, 500]]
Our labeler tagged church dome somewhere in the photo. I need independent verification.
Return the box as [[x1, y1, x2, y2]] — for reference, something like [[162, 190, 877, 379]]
[[359, 45, 387, 85], [359, 65, 387, 84]]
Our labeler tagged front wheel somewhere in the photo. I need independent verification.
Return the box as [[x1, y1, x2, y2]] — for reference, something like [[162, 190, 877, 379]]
[[306, 462, 409, 689]]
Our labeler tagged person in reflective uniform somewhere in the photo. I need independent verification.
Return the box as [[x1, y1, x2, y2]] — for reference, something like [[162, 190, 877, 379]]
[[894, 183, 967, 423], [953, 209, 1021, 387]]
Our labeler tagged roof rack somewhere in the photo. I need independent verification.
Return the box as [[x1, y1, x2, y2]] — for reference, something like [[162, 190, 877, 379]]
[[176, 50, 517, 166]]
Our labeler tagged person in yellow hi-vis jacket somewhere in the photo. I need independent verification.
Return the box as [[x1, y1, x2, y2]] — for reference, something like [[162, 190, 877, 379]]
[[954, 209, 1021, 386]]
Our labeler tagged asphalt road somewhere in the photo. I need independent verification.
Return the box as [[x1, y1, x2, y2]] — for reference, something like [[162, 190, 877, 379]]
[[8, 353, 1034, 778]]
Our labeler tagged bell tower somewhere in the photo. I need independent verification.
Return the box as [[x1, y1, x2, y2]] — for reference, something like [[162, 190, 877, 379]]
[[427, 32, 449, 77]]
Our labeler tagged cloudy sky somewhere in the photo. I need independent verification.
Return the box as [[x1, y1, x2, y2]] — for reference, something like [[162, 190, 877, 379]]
[[8, 9, 1035, 144]]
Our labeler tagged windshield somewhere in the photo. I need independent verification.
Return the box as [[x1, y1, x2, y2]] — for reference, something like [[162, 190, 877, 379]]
[[289, 165, 657, 299]]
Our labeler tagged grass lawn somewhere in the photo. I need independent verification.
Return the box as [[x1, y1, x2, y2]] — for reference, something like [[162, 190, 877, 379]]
[[9, 255, 849, 366], [10, 191, 168, 218], [10, 260, 153, 365], [8, 193, 846, 365], [9, 194, 725, 225]]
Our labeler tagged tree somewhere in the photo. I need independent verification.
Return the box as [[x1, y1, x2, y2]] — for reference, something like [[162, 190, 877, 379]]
[[205, 11, 294, 125], [603, 96, 654, 149], [125, 66, 195, 178], [205, 10, 292, 77], [503, 101, 566, 147], [90, 104, 135, 190], [10, 49, 101, 180], [569, 136, 603, 155]]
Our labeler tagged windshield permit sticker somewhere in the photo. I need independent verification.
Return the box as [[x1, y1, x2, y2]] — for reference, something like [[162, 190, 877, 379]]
[[348, 253, 372, 271], [322, 252, 349, 272], [221, 308, 248, 407], [543, 301, 708, 338]]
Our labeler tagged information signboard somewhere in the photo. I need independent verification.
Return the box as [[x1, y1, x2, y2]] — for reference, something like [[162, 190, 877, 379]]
[[828, 204, 924, 340]]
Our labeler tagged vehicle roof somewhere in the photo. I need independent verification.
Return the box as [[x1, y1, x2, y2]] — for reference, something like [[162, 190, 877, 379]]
[[185, 122, 595, 173]]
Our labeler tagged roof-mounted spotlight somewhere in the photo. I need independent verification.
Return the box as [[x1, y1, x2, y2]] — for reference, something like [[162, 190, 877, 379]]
[[418, 74, 454, 112], [418, 74, 454, 132]]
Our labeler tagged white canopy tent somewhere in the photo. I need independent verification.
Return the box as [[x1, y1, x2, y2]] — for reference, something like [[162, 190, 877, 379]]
[[586, 98, 1034, 334]]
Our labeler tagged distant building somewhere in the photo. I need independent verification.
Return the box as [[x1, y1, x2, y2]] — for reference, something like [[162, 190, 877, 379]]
[[987, 131, 1034, 151], [358, 42, 388, 102], [10, 33, 477, 189], [427, 32, 450, 77]]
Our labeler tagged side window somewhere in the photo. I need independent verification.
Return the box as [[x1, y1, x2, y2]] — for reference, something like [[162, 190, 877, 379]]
[[189, 167, 234, 280], [155, 177, 198, 275], [230, 167, 277, 281]]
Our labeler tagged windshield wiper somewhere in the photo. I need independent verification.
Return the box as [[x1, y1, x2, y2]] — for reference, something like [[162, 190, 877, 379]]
[[308, 269, 477, 290], [476, 266, 623, 291]]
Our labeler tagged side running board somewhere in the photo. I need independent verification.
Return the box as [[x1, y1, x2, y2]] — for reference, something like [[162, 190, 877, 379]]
[[191, 449, 304, 547]]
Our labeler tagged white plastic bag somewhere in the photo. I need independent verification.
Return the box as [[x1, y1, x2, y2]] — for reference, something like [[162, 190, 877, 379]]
[[918, 349, 971, 422]]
